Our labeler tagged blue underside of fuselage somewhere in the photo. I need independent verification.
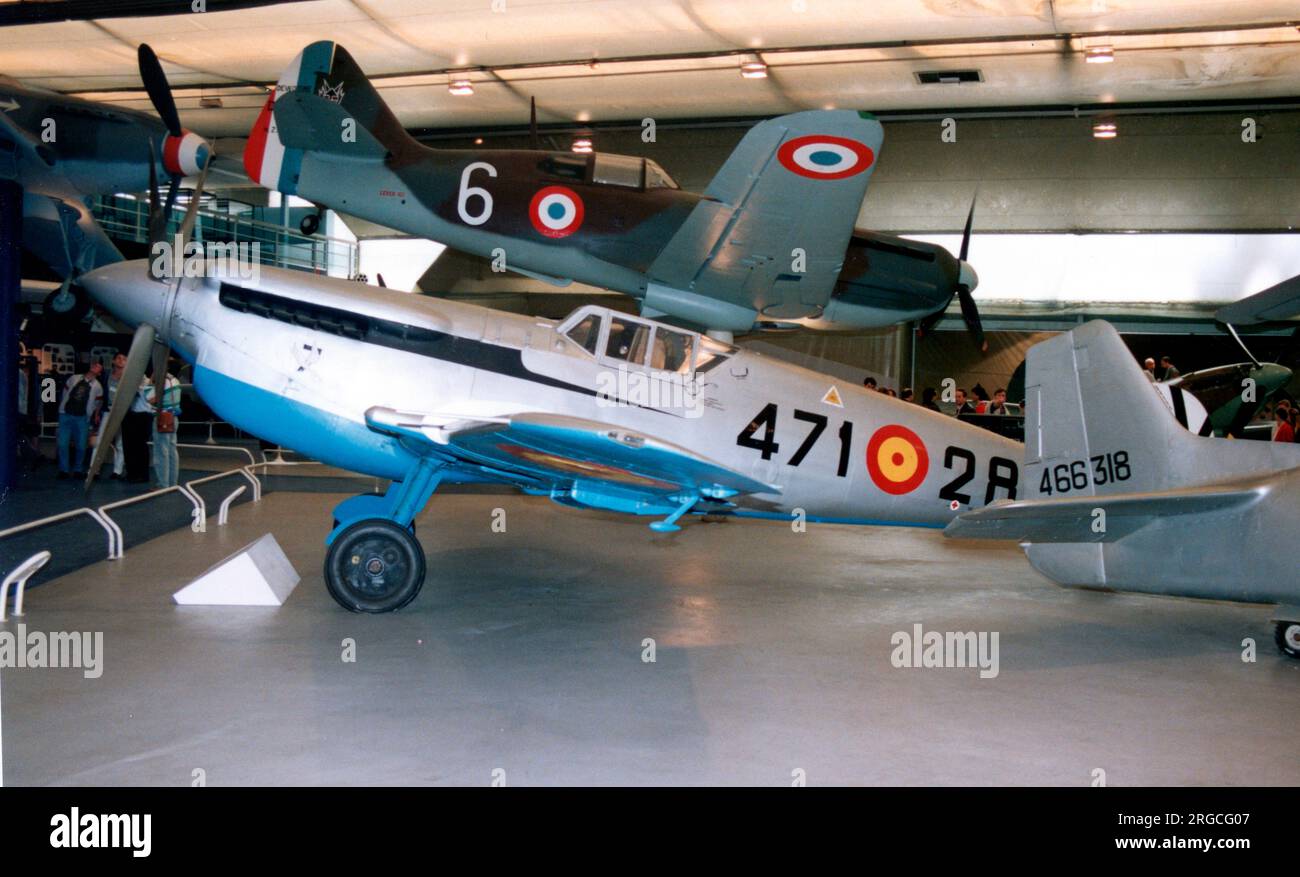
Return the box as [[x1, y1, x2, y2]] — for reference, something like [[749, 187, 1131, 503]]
[[192, 365, 940, 530], [193, 365, 416, 481]]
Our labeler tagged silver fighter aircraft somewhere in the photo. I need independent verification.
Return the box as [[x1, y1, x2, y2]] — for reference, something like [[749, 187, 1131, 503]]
[[945, 320, 1300, 657], [80, 256, 1021, 613]]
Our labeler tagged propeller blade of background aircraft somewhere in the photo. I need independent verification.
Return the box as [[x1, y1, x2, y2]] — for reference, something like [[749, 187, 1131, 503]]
[[85, 323, 155, 488], [959, 195, 975, 262], [956, 194, 986, 351], [958, 284, 988, 353], [137, 43, 182, 137], [530, 96, 539, 151], [146, 140, 166, 252]]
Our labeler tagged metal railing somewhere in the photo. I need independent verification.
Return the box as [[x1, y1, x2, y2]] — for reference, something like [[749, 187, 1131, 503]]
[[2, 551, 51, 622], [98, 485, 204, 559], [0, 507, 116, 562], [92, 195, 358, 276]]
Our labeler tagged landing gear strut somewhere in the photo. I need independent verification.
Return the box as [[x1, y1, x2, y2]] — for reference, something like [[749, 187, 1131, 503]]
[[323, 456, 444, 613]]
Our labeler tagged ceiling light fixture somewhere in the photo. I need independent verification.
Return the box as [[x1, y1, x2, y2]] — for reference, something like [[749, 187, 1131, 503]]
[[449, 79, 474, 96], [740, 61, 768, 79], [1085, 46, 1115, 64]]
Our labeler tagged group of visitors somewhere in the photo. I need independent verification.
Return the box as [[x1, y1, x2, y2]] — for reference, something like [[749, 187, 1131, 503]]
[[55, 355, 183, 487]]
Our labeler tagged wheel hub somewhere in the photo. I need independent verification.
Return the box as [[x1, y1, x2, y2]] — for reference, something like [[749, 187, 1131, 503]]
[[1285, 624, 1300, 651]]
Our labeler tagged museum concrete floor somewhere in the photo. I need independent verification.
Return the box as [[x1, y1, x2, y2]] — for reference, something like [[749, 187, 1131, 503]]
[[4, 490, 1297, 786]]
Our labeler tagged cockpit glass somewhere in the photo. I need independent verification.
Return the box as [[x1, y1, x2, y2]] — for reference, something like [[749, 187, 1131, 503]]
[[693, 335, 734, 374], [644, 160, 678, 189], [650, 327, 694, 374], [565, 313, 602, 356], [592, 153, 645, 189], [604, 316, 651, 365], [541, 154, 589, 181]]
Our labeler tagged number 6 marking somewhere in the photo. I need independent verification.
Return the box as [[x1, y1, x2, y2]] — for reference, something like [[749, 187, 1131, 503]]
[[457, 161, 497, 226]]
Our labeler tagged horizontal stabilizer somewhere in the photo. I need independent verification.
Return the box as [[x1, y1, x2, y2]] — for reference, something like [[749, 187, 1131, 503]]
[[272, 90, 385, 159], [945, 480, 1268, 543]]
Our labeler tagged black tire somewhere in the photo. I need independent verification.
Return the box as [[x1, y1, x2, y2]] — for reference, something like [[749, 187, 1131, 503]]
[[300, 213, 321, 236], [1274, 621, 1300, 659], [324, 518, 425, 613], [333, 516, 414, 535]]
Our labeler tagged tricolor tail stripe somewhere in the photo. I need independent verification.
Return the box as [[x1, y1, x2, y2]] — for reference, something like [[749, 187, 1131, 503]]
[[242, 40, 337, 194]]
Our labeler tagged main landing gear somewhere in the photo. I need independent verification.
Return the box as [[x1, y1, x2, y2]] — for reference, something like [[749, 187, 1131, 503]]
[[1275, 618, 1300, 659], [323, 457, 444, 613]]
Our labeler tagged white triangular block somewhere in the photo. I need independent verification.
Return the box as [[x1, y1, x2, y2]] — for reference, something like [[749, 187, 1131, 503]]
[[174, 533, 300, 606]]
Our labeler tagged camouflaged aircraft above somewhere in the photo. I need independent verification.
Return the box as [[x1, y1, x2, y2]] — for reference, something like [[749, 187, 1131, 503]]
[[244, 41, 986, 347], [1, 45, 210, 320]]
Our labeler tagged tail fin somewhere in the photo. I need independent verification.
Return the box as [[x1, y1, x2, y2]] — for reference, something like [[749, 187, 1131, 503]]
[[1025, 320, 1294, 499], [244, 41, 420, 193]]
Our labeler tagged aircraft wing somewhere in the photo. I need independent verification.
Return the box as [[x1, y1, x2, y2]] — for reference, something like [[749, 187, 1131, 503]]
[[21, 192, 123, 277], [366, 407, 778, 521], [647, 110, 883, 327], [943, 481, 1269, 543], [1216, 272, 1300, 325]]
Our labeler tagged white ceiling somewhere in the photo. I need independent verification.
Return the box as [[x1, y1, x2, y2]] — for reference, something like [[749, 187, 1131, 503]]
[[3, 0, 1300, 136]]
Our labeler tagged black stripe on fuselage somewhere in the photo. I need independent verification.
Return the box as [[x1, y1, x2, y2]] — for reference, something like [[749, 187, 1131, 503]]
[[217, 282, 605, 402]]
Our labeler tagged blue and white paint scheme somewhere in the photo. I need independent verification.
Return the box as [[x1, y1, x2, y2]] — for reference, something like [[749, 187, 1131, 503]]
[[81, 258, 1022, 610]]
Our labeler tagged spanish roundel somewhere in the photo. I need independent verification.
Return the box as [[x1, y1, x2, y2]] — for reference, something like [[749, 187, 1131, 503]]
[[530, 186, 585, 238], [777, 135, 874, 180], [866, 424, 929, 495]]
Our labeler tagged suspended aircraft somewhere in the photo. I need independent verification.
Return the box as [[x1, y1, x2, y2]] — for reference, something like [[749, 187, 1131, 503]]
[[1, 45, 211, 321], [244, 41, 987, 347], [80, 158, 1021, 612], [945, 318, 1300, 657]]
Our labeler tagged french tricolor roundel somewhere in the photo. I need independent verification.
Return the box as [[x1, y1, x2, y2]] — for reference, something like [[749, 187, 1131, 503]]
[[529, 186, 585, 238], [777, 135, 874, 180]]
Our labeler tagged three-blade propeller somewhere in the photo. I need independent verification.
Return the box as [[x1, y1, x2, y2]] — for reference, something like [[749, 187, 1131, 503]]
[[85, 45, 212, 490]]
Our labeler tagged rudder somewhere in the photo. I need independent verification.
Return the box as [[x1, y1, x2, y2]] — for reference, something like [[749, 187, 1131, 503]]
[[244, 41, 419, 193]]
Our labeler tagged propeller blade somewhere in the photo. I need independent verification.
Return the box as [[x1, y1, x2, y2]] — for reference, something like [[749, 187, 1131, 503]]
[[137, 43, 182, 137], [85, 324, 155, 488], [176, 157, 212, 249], [530, 96, 539, 151], [146, 140, 167, 254], [959, 194, 976, 262], [916, 301, 949, 338], [376, 273, 387, 288], [957, 285, 988, 353], [151, 341, 169, 411]]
